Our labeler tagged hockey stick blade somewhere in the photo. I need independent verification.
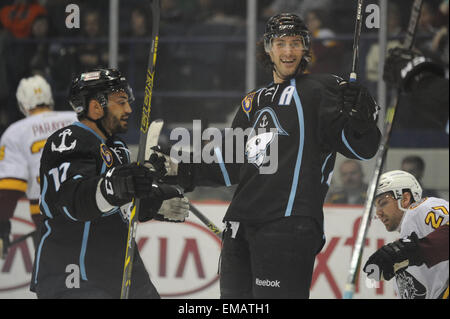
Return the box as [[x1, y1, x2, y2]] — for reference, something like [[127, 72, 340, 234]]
[[145, 119, 164, 161]]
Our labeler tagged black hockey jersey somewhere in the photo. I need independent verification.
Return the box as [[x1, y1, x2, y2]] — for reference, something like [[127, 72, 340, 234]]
[[30, 122, 152, 298], [192, 73, 381, 230]]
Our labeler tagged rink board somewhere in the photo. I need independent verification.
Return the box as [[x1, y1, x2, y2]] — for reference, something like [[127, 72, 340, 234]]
[[0, 200, 399, 299]]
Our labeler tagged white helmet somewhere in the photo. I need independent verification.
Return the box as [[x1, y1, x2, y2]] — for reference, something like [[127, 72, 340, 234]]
[[376, 170, 423, 203], [16, 75, 54, 116]]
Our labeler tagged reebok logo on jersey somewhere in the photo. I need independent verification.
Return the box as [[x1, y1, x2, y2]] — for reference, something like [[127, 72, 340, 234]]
[[255, 278, 281, 288]]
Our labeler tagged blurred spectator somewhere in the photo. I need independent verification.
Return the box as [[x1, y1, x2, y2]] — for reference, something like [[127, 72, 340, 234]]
[[401, 155, 440, 198], [161, 0, 183, 23], [366, 3, 403, 84], [0, 0, 46, 38], [326, 160, 368, 205], [430, 0, 449, 67], [305, 9, 343, 74], [75, 9, 108, 73], [204, 1, 245, 26], [28, 13, 52, 77], [262, 0, 332, 20], [416, 1, 443, 55], [121, 6, 151, 88]]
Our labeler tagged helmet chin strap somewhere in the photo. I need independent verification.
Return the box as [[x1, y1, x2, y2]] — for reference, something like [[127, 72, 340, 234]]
[[394, 196, 407, 233]]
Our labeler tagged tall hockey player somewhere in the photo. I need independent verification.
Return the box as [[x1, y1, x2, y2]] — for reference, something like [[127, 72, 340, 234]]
[[0, 75, 77, 257], [159, 13, 381, 298], [363, 170, 449, 299], [30, 68, 189, 299]]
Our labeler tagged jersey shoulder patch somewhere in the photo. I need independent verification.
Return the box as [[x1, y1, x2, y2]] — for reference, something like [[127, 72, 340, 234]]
[[241, 91, 257, 114]]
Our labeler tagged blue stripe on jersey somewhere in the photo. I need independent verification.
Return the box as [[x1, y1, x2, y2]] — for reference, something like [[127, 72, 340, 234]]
[[214, 147, 231, 187], [41, 176, 53, 218], [63, 206, 78, 221], [34, 220, 52, 284], [73, 122, 105, 143], [341, 129, 369, 161], [80, 221, 91, 281], [321, 153, 333, 184], [285, 78, 305, 217]]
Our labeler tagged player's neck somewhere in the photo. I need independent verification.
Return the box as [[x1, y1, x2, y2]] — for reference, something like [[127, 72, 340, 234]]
[[28, 107, 51, 116], [80, 119, 108, 140]]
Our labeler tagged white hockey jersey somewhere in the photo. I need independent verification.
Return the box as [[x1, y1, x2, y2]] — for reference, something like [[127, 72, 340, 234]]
[[394, 197, 449, 299], [0, 111, 77, 203]]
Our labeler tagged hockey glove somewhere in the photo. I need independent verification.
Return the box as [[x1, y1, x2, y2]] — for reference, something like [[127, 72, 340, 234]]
[[383, 47, 445, 92], [338, 81, 380, 135], [144, 152, 167, 181], [363, 232, 424, 281], [0, 220, 11, 259], [154, 197, 190, 223], [100, 163, 154, 207], [151, 146, 196, 193], [139, 183, 184, 222]]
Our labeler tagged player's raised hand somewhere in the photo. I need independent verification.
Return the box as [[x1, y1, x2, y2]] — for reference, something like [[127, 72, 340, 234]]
[[383, 47, 445, 92], [338, 81, 379, 134], [100, 163, 154, 207]]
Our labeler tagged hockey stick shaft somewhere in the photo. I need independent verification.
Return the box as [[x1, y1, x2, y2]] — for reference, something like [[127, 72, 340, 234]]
[[121, 0, 160, 299], [350, 0, 364, 82], [188, 203, 222, 239], [343, 0, 424, 299]]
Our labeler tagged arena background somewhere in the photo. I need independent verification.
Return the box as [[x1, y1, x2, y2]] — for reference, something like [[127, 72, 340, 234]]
[[0, 0, 448, 299]]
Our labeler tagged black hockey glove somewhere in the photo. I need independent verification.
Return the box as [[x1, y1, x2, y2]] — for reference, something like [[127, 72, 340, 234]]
[[363, 232, 424, 281], [144, 152, 167, 181], [139, 183, 184, 222], [0, 220, 11, 259], [151, 145, 196, 193], [383, 47, 445, 92], [339, 81, 380, 135], [100, 163, 154, 207]]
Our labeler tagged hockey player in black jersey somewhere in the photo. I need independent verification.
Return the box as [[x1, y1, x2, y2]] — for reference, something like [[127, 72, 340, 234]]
[[30, 68, 189, 299], [158, 13, 381, 298]]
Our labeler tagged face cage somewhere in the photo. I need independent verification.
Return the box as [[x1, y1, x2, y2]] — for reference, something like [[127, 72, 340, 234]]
[[263, 31, 311, 53]]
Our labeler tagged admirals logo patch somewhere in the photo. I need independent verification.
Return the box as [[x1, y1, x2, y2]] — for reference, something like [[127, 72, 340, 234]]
[[100, 144, 114, 167], [245, 107, 288, 168], [241, 92, 256, 114]]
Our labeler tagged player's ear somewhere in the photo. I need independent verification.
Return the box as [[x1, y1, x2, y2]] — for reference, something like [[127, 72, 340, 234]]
[[87, 99, 104, 120], [401, 192, 412, 208]]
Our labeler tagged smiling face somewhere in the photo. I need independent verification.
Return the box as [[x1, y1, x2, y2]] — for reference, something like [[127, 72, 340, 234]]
[[268, 36, 305, 83], [102, 91, 132, 135]]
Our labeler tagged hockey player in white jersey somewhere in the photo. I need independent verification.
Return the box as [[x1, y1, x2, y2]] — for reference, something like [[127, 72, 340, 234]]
[[363, 170, 449, 299], [0, 75, 77, 257]]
